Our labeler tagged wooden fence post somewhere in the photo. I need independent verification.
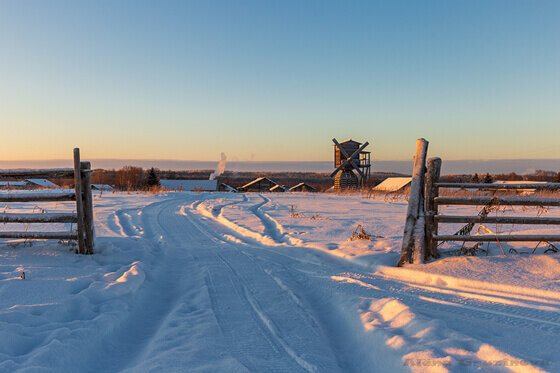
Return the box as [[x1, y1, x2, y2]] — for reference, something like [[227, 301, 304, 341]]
[[73, 148, 86, 254], [424, 157, 442, 261], [398, 138, 429, 266], [81, 161, 94, 254]]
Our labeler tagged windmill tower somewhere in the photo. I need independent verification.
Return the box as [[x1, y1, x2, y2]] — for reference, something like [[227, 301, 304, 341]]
[[330, 138, 371, 190]]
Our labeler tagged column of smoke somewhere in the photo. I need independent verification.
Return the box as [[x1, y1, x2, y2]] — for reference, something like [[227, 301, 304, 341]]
[[209, 153, 227, 180]]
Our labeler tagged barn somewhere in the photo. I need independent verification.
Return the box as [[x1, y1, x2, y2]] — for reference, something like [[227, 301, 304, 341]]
[[373, 177, 412, 192]]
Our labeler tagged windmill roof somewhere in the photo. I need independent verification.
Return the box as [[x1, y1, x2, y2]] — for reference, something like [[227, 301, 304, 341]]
[[334, 139, 362, 146]]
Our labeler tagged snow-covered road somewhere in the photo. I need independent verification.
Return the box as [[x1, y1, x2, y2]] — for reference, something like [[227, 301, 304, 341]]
[[1, 192, 559, 372]]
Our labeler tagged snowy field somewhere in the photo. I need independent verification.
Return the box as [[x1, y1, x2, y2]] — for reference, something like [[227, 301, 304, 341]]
[[1, 191, 559, 372]]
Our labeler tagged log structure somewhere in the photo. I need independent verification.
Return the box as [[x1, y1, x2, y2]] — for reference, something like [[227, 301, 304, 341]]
[[330, 138, 371, 190], [0, 149, 94, 254]]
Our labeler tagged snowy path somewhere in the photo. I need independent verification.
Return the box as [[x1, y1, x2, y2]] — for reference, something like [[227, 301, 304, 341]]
[[1, 192, 559, 372]]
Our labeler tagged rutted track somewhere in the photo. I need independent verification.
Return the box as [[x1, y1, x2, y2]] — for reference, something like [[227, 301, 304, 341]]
[[80, 194, 560, 371]]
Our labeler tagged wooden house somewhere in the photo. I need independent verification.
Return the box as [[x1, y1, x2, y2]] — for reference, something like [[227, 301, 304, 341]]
[[238, 177, 278, 192], [290, 182, 316, 192]]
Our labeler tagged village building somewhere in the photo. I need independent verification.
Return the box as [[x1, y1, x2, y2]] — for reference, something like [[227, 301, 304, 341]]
[[290, 182, 316, 192], [91, 184, 114, 191], [237, 177, 278, 192], [372, 177, 412, 192], [0, 179, 58, 190]]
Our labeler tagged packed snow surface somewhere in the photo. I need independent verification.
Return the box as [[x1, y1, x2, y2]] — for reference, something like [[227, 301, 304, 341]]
[[1, 191, 559, 372]]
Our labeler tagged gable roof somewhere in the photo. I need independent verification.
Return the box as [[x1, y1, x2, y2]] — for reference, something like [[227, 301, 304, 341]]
[[92, 184, 114, 191], [373, 177, 412, 192], [25, 179, 58, 188], [239, 177, 278, 190], [289, 182, 316, 191]]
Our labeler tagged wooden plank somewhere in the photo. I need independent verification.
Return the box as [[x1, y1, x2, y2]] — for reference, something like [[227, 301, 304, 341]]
[[435, 215, 560, 225], [81, 161, 94, 254], [0, 168, 75, 180], [435, 234, 560, 242], [435, 182, 560, 190], [0, 191, 75, 202], [74, 148, 86, 254], [398, 138, 429, 266], [0, 213, 78, 223], [435, 196, 560, 206], [424, 157, 442, 260], [0, 231, 78, 239]]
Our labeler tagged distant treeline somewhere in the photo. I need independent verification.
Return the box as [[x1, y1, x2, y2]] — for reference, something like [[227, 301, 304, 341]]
[[440, 170, 560, 183]]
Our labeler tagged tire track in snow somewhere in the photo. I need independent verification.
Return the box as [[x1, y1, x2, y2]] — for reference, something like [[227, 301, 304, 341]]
[[179, 207, 341, 372], [80, 199, 196, 372]]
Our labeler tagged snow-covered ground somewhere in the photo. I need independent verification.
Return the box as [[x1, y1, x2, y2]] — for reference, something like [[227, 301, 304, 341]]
[[1, 191, 559, 372]]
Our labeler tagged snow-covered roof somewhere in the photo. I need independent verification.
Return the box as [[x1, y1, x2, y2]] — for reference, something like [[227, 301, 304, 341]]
[[25, 179, 58, 188], [0, 181, 27, 187], [92, 184, 114, 191], [290, 182, 316, 191], [160, 179, 217, 191], [239, 177, 278, 190], [373, 177, 412, 192]]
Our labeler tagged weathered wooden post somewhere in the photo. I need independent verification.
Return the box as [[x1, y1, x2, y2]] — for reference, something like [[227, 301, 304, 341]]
[[424, 157, 442, 261], [73, 148, 86, 254], [81, 161, 94, 254], [397, 138, 429, 266]]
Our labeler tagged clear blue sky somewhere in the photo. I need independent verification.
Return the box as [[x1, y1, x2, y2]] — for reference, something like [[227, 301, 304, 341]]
[[1, 1, 559, 162]]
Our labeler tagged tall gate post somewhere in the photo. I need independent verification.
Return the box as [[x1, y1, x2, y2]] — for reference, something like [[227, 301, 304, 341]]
[[398, 138, 429, 266], [424, 157, 442, 261]]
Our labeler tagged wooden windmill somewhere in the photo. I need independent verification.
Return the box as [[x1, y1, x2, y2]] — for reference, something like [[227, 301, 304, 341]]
[[330, 138, 371, 190]]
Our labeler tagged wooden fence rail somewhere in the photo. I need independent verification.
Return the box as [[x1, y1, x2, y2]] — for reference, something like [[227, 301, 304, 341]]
[[427, 168, 560, 255], [398, 140, 560, 266], [0, 148, 94, 254]]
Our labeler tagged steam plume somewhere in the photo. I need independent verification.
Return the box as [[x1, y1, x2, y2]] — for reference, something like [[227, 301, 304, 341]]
[[209, 153, 227, 180]]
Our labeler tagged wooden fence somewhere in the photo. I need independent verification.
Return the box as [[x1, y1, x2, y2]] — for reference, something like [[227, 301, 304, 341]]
[[398, 138, 560, 266], [0, 149, 94, 254]]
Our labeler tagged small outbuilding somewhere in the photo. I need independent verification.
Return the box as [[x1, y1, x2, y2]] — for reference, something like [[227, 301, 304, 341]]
[[25, 179, 58, 189], [373, 177, 412, 192], [92, 184, 114, 191], [290, 182, 316, 192], [238, 177, 278, 192]]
